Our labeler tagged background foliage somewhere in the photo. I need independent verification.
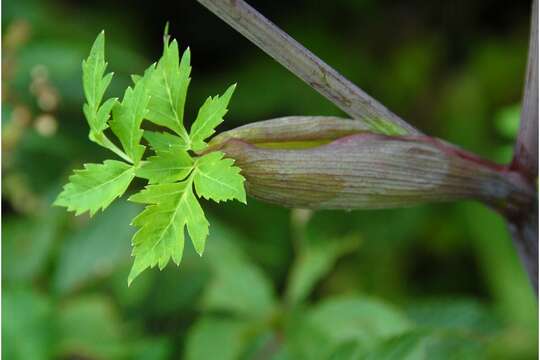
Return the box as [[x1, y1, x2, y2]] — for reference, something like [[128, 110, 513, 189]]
[[2, 0, 538, 358]]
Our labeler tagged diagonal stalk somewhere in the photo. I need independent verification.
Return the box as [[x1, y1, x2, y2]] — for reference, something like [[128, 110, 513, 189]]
[[196, 0, 420, 135]]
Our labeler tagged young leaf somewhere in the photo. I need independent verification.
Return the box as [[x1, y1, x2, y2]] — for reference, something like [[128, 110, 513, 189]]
[[54, 160, 135, 216], [146, 38, 191, 137], [110, 66, 154, 164], [189, 84, 236, 151], [127, 179, 209, 285], [136, 150, 194, 184], [194, 151, 246, 203], [56, 28, 246, 285], [144, 131, 188, 153]]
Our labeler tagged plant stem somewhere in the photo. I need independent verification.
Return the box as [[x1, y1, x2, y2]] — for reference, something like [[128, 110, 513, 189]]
[[91, 131, 134, 164], [198, 0, 538, 294], [196, 0, 420, 135], [513, 0, 538, 181], [508, 0, 538, 293]]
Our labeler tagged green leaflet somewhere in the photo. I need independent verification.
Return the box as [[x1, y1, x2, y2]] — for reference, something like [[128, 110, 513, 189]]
[[127, 178, 209, 285], [82, 31, 115, 134], [128, 150, 246, 282], [81, 31, 131, 162], [190, 84, 236, 151], [129, 182, 188, 204], [110, 66, 154, 164], [143, 131, 188, 152], [136, 150, 193, 184], [145, 37, 191, 138], [131, 74, 142, 84], [82, 98, 116, 135], [54, 160, 135, 216], [194, 151, 246, 203], [55, 29, 246, 285]]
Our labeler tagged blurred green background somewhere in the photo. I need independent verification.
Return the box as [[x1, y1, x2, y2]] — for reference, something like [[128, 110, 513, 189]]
[[2, 0, 538, 359]]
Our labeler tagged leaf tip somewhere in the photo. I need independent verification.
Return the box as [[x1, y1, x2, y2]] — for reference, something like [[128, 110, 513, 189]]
[[163, 21, 170, 37]]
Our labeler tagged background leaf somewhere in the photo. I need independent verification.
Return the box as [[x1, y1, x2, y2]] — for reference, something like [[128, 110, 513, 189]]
[[2, 209, 64, 284], [2, 289, 55, 360], [201, 224, 277, 318], [56, 296, 128, 359], [53, 201, 140, 294], [285, 231, 361, 305], [184, 317, 254, 360]]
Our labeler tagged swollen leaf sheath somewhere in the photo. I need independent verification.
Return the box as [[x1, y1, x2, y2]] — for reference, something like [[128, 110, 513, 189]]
[[207, 116, 370, 150], [215, 120, 531, 212]]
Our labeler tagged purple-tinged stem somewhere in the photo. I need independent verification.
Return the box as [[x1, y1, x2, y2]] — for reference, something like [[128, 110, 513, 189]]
[[508, 0, 538, 293]]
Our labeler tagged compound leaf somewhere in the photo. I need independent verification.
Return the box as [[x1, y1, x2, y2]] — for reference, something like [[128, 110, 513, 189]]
[[57, 29, 245, 286], [194, 151, 246, 203], [54, 160, 135, 216]]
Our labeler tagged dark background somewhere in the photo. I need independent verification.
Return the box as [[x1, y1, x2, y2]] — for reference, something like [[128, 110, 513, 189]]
[[3, 0, 538, 359]]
